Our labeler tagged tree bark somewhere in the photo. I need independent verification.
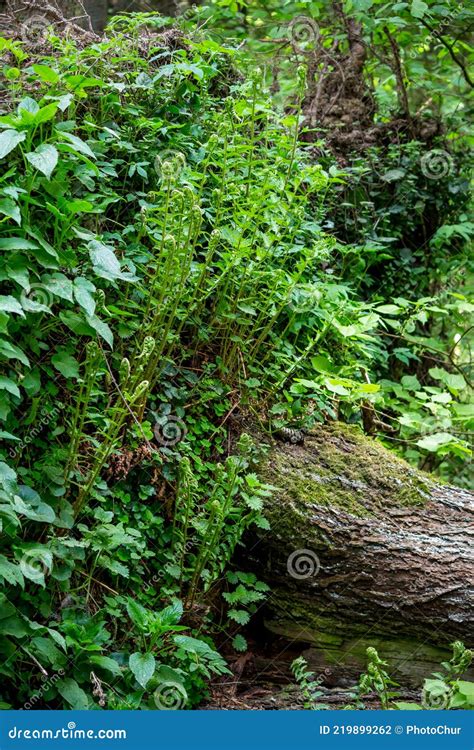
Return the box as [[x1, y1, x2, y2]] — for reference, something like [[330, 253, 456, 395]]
[[250, 423, 474, 684]]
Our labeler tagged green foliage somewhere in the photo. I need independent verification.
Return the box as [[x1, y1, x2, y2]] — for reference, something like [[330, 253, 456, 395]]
[[0, 0, 471, 710], [396, 641, 474, 710], [291, 656, 329, 710], [352, 647, 400, 709], [343, 642, 473, 710]]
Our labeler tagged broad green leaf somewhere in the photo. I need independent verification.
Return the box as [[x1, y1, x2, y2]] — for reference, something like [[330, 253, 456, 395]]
[[0, 238, 38, 251], [89, 655, 122, 676], [32, 64, 59, 84], [416, 432, 456, 452], [26, 144, 59, 180], [0, 462, 17, 490], [57, 678, 89, 709], [0, 296, 24, 316], [74, 277, 96, 316], [32, 103, 58, 125], [51, 351, 80, 379], [0, 339, 30, 366], [126, 598, 148, 630], [0, 198, 21, 225], [88, 240, 137, 282], [0, 556, 24, 588], [158, 600, 183, 626], [0, 377, 20, 398], [457, 681, 474, 699], [0, 129, 26, 160], [129, 652, 155, 688], [58, 131, 96, 159], [375, 304, 402, 315], [85, 314, 113, 348], [31, 636, 65, 667], [411, 0, 428, 18], [18, 97, 39, 115], [44, 274, 74, 302]]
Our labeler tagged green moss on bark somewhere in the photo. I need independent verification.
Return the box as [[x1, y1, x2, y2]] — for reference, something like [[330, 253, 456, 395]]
[[262, 423, 432, 518]]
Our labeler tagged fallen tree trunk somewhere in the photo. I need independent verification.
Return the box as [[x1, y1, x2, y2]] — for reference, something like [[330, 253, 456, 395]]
[[250, 423, 474, 685]]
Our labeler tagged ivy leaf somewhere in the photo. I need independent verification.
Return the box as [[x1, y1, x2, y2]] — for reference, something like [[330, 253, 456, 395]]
[[26, 144, 59, 180], [129, 652, 155, 688], [0, 129, 26, 160]]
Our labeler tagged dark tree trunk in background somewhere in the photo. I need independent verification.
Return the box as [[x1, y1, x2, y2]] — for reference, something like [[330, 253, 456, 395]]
[[83, 0, 108, 31]]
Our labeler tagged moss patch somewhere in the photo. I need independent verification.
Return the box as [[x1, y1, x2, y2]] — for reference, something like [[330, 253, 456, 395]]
[[262, 422, 432, 518]]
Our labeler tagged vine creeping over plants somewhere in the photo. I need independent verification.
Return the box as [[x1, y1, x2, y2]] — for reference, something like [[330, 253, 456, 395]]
[[0, 3, 471, 710]]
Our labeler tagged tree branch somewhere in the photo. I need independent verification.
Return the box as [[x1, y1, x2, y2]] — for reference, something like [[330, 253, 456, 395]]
[[419, 18, 473, 89]]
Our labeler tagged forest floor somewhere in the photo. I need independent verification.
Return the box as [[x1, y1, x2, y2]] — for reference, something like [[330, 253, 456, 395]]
[[205, 639, 419, 709]]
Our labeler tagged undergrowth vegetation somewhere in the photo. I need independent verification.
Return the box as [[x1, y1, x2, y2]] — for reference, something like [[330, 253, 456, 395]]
[[0, 0, 471, 710], [292, 642, 474, 710]]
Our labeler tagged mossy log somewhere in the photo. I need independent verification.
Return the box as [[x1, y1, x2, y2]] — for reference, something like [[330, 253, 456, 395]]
[[251, 423, 474, 684]]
